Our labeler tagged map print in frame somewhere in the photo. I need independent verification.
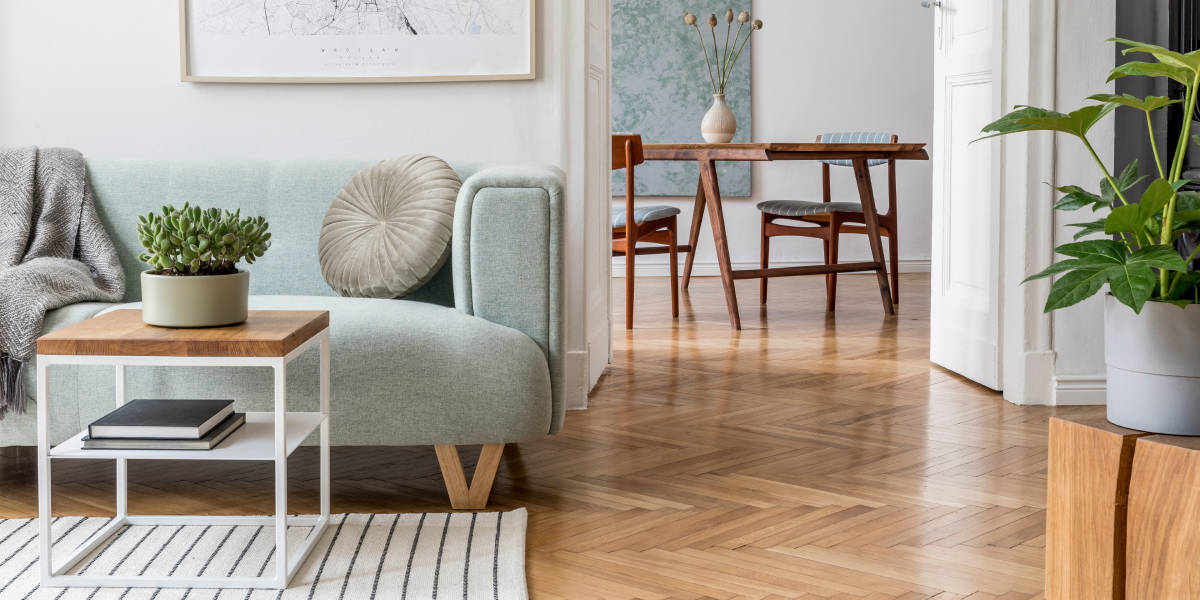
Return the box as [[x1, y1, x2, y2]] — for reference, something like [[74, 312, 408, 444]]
[[181, 0, 535, 82]]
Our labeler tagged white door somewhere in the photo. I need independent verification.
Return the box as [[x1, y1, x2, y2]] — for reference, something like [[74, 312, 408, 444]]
[[584, 0, 612, 392], [928, 0, 1002, 389]]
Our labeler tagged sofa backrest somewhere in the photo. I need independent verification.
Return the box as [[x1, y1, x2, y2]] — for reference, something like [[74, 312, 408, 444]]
[[86, 159, 483, 306]]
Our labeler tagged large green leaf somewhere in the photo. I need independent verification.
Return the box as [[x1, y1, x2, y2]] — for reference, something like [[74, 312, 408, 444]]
[[1067, 218, 1108, 240], [1054, 239, 1127, 262], [1173, 209, 1200, 230], [1107, 263, 1159, 313], [1111, 37, 1200, 73], [1139, 178, 1188, 220], [1098, 160, 1145, 208], [1116, 159, 1143, 190], [1107, 60, 1192, 85], [1128, 244, 1188, 271], [1052, 184, 1102, 211], [1044, 267, 1115, 312], [1105, 204, 1144, 235], [1177, 191, 1200, 211], [1024, 259, 1085, 283], [1108, 245, 1189, 313], [1088, 93, 1180, 112], [978, 104, 1117, 142]]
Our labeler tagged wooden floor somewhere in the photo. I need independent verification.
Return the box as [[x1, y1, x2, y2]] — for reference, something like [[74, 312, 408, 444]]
[[0, 274, 1102, 599]]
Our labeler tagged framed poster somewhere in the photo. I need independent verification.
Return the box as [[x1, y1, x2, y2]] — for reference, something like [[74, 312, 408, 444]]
[[180, 0, 535, 83]]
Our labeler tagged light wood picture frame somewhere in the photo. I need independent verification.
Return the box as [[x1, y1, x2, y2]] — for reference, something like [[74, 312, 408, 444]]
[[179, 0, 536, 83]]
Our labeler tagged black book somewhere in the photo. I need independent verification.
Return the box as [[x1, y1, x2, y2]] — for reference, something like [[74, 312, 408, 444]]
[[82, 413, 246, 450], [88, 399, 234, 439]]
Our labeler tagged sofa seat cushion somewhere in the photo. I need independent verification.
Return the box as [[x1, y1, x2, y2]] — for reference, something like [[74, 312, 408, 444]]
[[69, 295, 552, 446]]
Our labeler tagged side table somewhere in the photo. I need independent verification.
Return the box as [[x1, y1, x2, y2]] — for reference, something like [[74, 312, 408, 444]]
[[34, 309, 331, 590]]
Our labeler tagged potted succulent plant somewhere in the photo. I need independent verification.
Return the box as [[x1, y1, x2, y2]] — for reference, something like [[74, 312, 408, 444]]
[[136, 204, 271, 328], [980, 37, 1200, 435]]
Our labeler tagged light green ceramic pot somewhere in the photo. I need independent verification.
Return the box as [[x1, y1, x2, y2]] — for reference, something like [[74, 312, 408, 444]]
[[140, 270, 249, 328]]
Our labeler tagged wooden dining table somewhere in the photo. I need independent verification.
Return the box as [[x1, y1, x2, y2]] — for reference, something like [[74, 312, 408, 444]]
[[642, 142, 929, 330]]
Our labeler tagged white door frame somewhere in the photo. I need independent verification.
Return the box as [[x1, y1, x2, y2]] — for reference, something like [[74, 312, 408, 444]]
[[565, 0, 612, 408], [930, 0, 1060, 404], [584, 0, 612, 395], [996, 0, 1058, 405]]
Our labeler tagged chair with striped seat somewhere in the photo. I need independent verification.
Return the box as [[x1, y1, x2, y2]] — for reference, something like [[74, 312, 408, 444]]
[[757, 132, 900, 311], [612, 133, 681, 329]]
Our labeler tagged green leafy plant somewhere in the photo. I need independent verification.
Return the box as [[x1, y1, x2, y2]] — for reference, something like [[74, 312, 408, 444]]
[[683, 9, 762, 95], [980, 37, 1200, 313], [136, 204, 271, 276]]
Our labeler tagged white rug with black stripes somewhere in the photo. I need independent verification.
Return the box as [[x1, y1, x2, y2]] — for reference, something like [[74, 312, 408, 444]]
[[0, 509, 527, 599]]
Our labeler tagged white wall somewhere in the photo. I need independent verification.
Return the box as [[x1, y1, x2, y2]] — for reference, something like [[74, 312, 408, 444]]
[[0, 0, 593, 408], [614, 0, 934, 275]]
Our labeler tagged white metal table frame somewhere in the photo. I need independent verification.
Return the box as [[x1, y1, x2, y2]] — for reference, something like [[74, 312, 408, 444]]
[[36, 327, 331, 590]]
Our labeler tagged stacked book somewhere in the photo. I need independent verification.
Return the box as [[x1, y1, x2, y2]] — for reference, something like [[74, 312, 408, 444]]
[[82, 399, 245, 450]]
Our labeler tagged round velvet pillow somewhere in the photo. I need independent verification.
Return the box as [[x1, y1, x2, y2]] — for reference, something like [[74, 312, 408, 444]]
[[318, 155, 461, 298]]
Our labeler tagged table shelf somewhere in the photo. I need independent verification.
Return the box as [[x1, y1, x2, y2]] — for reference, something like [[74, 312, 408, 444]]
[[48, 412, 325, 461]]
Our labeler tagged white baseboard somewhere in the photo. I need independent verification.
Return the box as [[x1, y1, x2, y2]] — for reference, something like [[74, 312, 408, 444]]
[[565, 350, 588, 410], [612, 259, 932, 277], [1054, 373, 1107, 406]]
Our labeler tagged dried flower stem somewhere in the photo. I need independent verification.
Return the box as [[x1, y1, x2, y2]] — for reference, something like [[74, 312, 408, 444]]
[[722, 21, 745, 89], [691, 24, 718, 94], [725, 27, 753, 87], [710, 25, 720, 91], [722, 19, 732, 89]]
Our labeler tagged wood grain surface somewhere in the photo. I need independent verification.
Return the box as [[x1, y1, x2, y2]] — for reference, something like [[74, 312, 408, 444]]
[[1126, 435, 1200, 599], [36, 309, 329, 357], [1045, 415, 1148, 599]]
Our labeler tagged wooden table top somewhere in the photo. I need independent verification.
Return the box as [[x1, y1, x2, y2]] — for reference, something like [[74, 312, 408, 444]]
[[37, 310, 329, 357], [642, 142, 928, 162]]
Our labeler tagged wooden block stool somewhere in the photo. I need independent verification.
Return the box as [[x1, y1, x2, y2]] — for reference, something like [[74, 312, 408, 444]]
[[1046, 415, 1149, 599]]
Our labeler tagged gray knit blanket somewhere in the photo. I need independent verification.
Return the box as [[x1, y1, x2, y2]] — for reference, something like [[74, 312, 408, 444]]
[[0, 148, 124, 417]]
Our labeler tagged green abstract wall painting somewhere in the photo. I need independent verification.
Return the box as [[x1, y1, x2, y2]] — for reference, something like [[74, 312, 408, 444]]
[[612, 1, 752, 197]]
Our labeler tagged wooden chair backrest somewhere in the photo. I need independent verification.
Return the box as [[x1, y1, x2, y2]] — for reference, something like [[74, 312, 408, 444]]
[[817, 133, 899, 217], [612, 134, 644, 171]]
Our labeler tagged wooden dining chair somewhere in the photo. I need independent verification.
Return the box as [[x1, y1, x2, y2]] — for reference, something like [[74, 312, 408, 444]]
[[612, 133, 680, 329], [757, 132, 900, 311]]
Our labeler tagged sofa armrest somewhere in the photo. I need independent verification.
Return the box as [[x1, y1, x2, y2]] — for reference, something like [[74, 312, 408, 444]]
[[453, 165, 565, 434]]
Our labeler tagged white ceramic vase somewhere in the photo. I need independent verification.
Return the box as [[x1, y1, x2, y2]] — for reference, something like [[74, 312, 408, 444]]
[[1105, 294, 1200, 434], [701, 93, 737, 143]]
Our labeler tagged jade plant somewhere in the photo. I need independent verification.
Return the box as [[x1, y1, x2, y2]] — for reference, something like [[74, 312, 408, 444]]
[[980, 37, 1200, 313], [136, 203, 271, 275]]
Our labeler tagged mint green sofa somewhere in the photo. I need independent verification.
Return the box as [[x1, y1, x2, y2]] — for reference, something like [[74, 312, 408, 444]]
[[8, 160, 563, 505]]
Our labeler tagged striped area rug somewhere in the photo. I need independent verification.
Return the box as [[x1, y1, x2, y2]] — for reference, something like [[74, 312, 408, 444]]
[[0, 509, 527, 599]]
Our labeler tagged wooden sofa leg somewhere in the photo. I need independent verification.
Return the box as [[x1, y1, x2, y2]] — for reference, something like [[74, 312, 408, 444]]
[[434, 443, 505, 510]]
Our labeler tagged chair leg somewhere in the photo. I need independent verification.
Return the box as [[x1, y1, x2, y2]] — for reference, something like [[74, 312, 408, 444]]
[[668, 220, 679, 318], [822, 235, 831, 308], [827, 217, 840, 312], [625, 244, 635, 329], [434, 444, 505, 510], [888, 230, 899, 305], [760, 214, 770, 304]]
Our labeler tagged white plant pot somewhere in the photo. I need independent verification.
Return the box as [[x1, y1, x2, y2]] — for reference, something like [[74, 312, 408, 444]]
[[141, 270, 249, 328], [1105, 294, 1200, 435], [701, 93, 737, 143]]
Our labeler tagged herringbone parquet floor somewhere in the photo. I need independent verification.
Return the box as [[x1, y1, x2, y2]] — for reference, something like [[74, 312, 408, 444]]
[[0, 274, 1103, 599]]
